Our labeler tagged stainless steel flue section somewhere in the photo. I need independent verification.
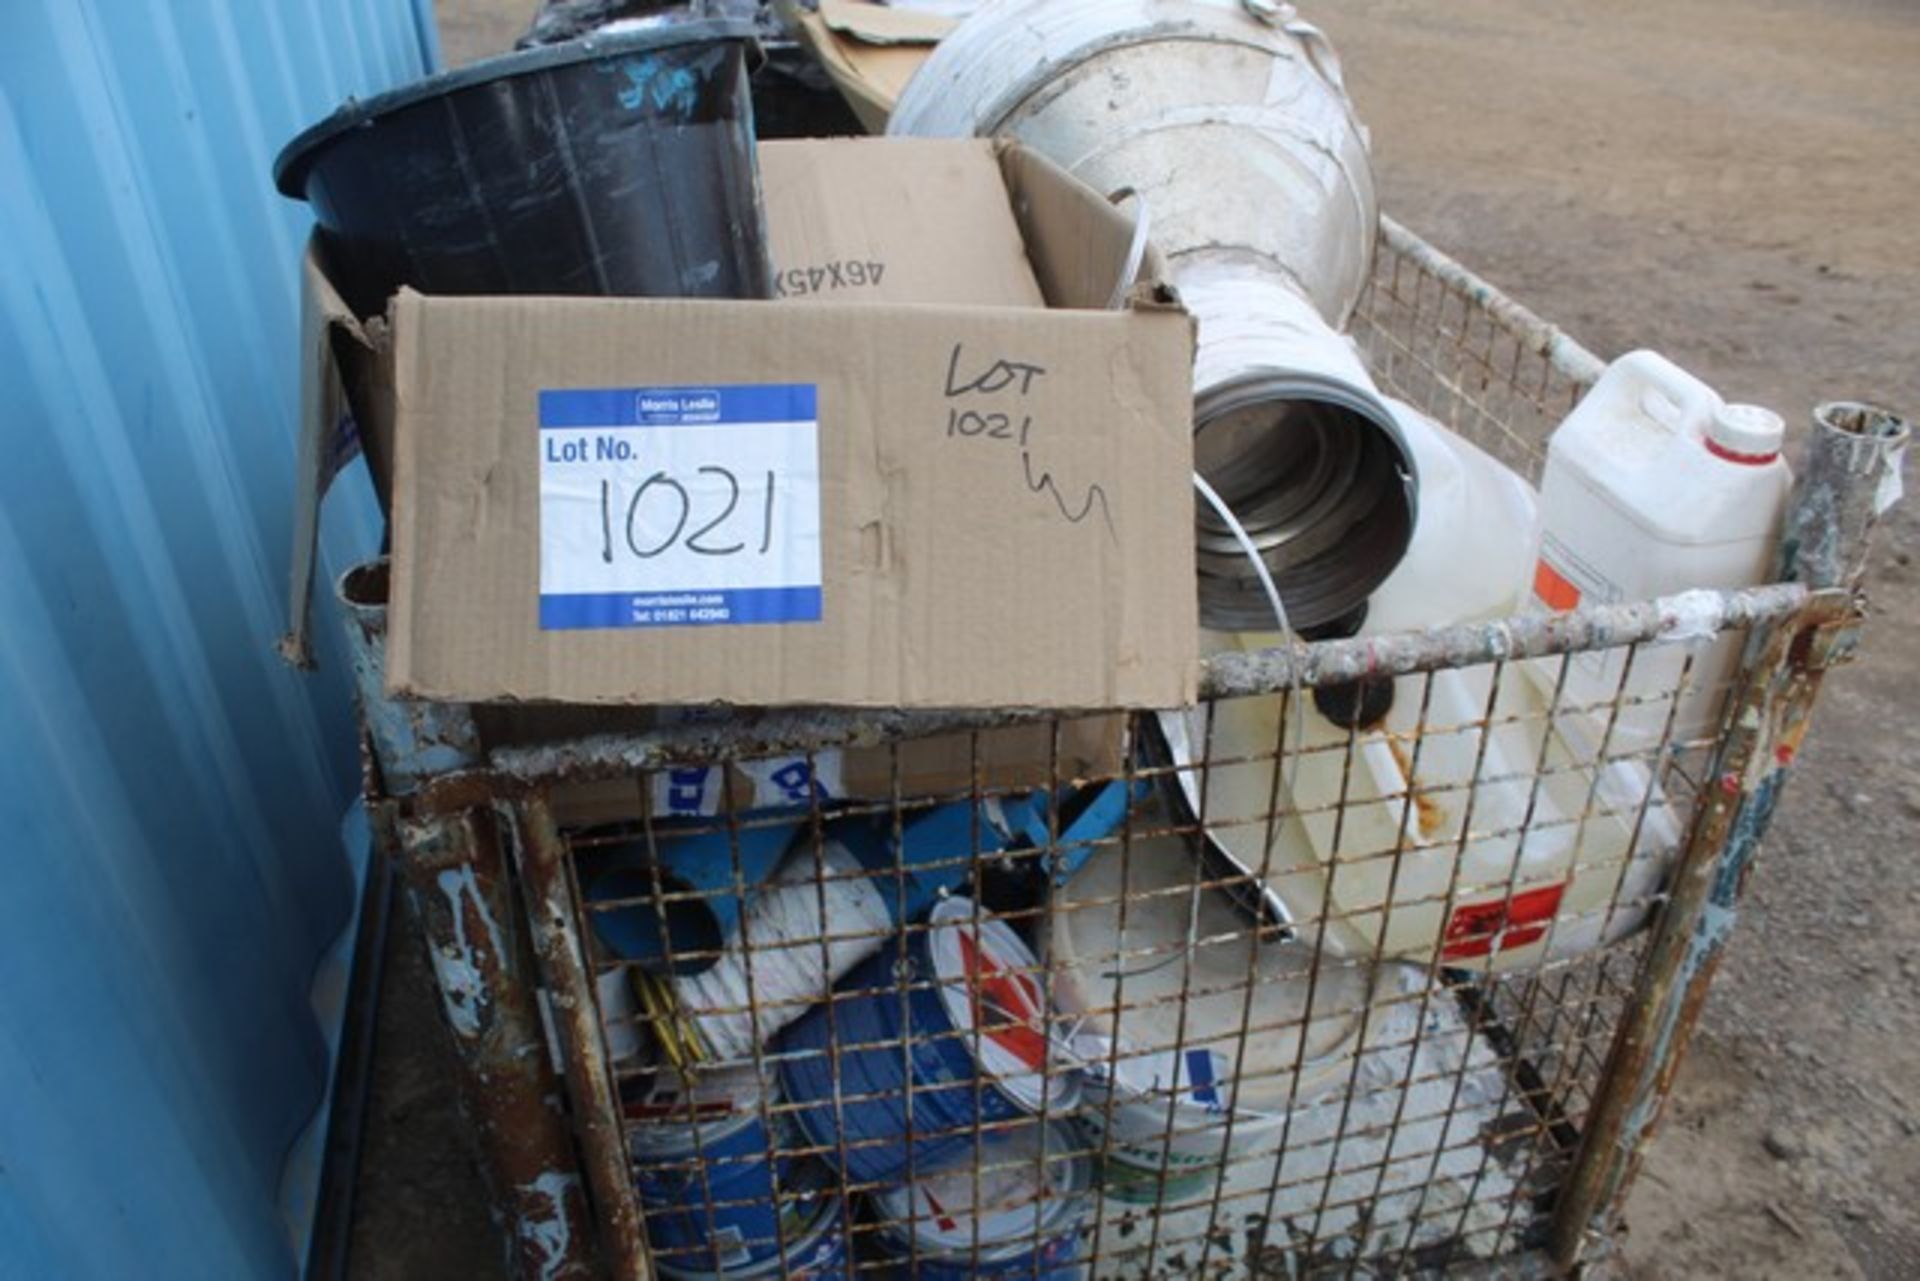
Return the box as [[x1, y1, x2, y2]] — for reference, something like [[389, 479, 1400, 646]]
[[891, 0, 1417, 629], [1183, 266, 1414, 627]]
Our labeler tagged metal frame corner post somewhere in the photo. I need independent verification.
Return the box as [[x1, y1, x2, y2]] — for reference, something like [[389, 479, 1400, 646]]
[[507, 794, 654, 1281], [1550, 401, 1910, 1268], [395, 806, 602, 1281]]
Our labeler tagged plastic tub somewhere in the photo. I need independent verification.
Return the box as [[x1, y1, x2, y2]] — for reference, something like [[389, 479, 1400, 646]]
[[274, 22, 771, 316]]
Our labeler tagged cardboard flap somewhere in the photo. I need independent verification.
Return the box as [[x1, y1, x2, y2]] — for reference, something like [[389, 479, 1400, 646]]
[[384, 290, 1198, 709], [818, 0, 956, 45], [281, 243, 372, 668], [996, 143, 1172, 312]]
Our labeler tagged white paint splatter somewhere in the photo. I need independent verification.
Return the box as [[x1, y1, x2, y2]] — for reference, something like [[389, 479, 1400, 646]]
[[431, 865, 510, 1040], [429, 946, 485, 1040], [517, 1170, 583, 1281], [1655, 588, 1725, 646]]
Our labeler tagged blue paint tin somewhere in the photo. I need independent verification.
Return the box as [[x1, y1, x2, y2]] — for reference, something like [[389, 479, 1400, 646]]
[[775, 897, 1082, 1186], [868, 1120, 1092, 1280], [628, 1066, 832, 1274], [655, 1192, 852, 1281]]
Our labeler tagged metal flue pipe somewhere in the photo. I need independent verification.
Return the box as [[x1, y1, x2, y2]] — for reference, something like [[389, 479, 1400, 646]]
[[892, 0, 1416, 629]]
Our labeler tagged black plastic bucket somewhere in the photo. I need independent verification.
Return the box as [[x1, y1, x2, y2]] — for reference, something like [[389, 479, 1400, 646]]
[[274, 22, 771, 317]]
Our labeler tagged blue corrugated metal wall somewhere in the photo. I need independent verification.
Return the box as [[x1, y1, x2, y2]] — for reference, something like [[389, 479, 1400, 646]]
[[0, 2, 439, 1277]]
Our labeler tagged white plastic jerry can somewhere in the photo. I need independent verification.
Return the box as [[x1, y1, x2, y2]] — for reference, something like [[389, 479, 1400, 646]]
[[1359, 400, 1542, 634], [1528, 351, 1793, 751], [1184, 654, 1678, 972], [1168, 402, 1681, 971]]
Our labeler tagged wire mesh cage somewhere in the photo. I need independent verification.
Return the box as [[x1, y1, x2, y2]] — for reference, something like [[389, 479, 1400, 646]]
[[374, 217, 1855, 1281], [549, 650, 1746, 1280]]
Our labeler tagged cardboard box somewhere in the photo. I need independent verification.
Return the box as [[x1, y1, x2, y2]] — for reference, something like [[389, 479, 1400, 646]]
[[533, 710, 1129, 830], [758, 139, 1047, 308], [777, 0, 947, 134], [288, 138, 1197, 712]]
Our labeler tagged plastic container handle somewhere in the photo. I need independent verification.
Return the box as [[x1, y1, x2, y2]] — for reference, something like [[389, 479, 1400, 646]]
[[1598, 349, 1722, 439]]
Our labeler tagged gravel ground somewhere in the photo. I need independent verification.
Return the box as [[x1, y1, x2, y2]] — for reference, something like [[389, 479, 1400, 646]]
[[349, 3, 1919, 1277]]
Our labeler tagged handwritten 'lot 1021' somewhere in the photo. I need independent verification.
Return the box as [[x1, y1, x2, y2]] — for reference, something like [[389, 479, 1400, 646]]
[[942, 345, 1047, 443], [940, 343, 1115, 537]]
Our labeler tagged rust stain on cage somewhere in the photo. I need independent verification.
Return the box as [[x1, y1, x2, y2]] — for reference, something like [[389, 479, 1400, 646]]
[[1383, 735, 1449, 837], [1549, 595, 1850, 1265], [505, 797, 654, 1280], [1550, 402, 1905, 1264], [397, 585, 1813, 812]]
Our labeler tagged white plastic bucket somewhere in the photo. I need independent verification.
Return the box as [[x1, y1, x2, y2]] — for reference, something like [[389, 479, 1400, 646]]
[[667, 838, 894, 1062]]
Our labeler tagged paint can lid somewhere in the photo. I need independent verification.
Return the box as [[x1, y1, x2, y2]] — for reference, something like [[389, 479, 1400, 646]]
[[927, 898, 1081, 1113], [871, 1120, 1089, 1255]]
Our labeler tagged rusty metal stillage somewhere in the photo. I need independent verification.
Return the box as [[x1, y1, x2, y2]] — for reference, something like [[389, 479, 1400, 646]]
[[353, 217, 1904, 1280]]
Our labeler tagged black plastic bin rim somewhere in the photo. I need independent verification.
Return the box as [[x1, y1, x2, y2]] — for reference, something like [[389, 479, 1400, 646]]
[[273, 18, 760, 198]]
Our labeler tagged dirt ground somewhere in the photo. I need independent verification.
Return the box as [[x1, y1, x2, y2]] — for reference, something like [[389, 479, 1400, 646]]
[[351, 1, 1919, 1277]]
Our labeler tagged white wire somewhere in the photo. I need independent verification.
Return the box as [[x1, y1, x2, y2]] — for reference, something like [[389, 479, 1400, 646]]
[[1190, 470, 1307, 821], [1101, 192, 1307, 931]]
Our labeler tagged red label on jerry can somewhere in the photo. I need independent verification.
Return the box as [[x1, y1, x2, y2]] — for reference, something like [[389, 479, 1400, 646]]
[[1442, 883, 1567, 960], [1532, 558, 1583, 612]]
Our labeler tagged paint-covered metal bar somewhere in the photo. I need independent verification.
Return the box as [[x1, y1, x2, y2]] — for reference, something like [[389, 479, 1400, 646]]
[[506, 796, 654, 1281], [1549, 400, 1910, 1267], [394, 807, 598, 1281], [468, 584, 1807, 796], [1778, 402, 1911, 592], [1204, 583, 1806, 698], [340, 558, 482, 794]]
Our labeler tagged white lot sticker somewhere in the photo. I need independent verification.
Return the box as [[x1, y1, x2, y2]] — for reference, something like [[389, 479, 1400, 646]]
[[538, 384, 822, 630]]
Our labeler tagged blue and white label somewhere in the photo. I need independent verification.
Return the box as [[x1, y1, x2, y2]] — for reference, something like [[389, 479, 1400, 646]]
[[538, 384, 822, 630], [647, 754, 845, 819]]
